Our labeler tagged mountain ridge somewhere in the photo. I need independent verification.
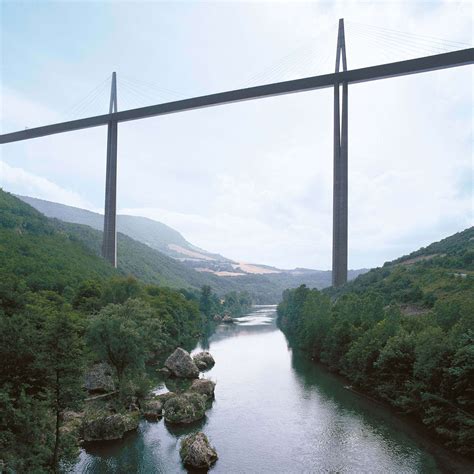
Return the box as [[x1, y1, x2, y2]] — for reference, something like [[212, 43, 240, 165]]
[[13, 193, 366, 302], [16, 194, 347, 275]]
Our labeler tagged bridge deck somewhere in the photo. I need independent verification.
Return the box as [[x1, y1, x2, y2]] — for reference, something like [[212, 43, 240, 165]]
[[1, 48, 473, 145]]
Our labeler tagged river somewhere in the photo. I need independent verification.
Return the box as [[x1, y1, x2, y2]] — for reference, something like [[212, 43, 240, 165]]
[[75, 305, 469, 473]]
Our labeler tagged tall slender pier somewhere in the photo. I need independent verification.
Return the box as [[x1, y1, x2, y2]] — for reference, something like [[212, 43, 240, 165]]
[[102, 72, 118, 267], [332, 19, 348, 287]]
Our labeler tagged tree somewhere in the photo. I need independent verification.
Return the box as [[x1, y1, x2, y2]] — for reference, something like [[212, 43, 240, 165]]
[[87, 300, 149, 382], [41, 311, 85, 472], [199, 285, 213, 319], [72, 279, 103, 313], [102, 276, 141, 305]]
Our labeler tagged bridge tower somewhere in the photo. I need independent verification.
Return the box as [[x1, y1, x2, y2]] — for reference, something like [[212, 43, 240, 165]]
[[332, 19, 348, 287], [102, 72, 118, 267]]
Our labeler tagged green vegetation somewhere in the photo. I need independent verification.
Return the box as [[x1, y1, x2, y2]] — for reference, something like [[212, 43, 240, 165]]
[[278, 228, 474, 455], [17, 194, 227, 261], [18, 194, 366, 303], [199, 285, 252, 319], [0, 189, 253, 472]]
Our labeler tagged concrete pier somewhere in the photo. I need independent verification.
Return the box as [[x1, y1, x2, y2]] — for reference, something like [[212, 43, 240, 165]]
[[332, 19, 348, 287], [102, 72, 118, 267]]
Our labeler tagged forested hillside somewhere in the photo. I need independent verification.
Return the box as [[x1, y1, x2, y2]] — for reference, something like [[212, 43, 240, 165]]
[[278, 228, 474, 455], [17, 194, 229, 262], [0, 189, 248, 472], [326, 227, 474, 307], [52, 219, 234, 291], [17, 194, 365, 301]]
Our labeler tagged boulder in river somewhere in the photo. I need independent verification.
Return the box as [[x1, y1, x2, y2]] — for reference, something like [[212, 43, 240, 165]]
[[163, 392, 206, 424], [84, 362, 115, 393], [142, 398, 163, 421], [193, 351, 215, 371], [189, 378, 216, 400], [221, 314, 234, 323], [164, 348, 199, 378], [180, 432, 218, 469], [82, 412, 139, 442]]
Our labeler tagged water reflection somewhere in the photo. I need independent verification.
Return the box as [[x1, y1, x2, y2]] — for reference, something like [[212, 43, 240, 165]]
[[196, 305, 278, 349]]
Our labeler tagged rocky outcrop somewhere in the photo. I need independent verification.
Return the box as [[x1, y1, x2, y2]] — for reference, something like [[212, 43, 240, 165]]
[[222, 314, 234, 323], [163, 392, 206, 424], [193, 351, 215, 371], [213, 315, 222, 322], [142, 398, 163, 421], [82, 412, 139, 442], [164, 348, 199, 378], [84, 362, 115, 393], [189, 378, 215, 400], [180, 432, 218, 469]]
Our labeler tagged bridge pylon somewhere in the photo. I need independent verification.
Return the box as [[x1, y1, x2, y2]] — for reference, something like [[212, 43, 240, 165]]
[[102, 72, 118, 267], [332, 19, 348, 287]]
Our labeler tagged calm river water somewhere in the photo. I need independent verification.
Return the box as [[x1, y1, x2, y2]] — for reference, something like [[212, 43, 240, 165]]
[[75, 306, 469, 473]]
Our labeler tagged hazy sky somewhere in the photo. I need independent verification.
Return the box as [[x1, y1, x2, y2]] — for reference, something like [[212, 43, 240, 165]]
[[1, 1, 472, 269]]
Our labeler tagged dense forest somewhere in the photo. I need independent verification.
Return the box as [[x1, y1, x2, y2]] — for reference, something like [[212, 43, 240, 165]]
[[278, 227, 474, 455], [0, 189, 250, 472]]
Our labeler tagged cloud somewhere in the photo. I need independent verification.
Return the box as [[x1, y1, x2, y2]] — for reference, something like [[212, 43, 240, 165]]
[[0, 161, 94, 210]]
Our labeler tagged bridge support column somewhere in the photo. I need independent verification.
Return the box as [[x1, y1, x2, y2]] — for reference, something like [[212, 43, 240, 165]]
[[102, 120, 118, 267], [332, 19, 348, 287], [102, 72, 118, 267]]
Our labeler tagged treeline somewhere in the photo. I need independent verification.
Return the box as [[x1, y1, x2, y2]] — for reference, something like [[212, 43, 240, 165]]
[[278, 286, 473, 455], [199, 285, 253, 320]]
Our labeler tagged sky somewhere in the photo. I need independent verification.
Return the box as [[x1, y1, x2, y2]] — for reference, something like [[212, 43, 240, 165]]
[[1, 0, 472, 270]]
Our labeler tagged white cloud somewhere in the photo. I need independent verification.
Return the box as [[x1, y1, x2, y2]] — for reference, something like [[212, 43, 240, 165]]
[[0, 161, 94, 210]]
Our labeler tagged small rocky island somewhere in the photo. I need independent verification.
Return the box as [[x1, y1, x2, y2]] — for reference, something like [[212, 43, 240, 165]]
[[180, 432, 218, 469], [68, 347, 219, 469]]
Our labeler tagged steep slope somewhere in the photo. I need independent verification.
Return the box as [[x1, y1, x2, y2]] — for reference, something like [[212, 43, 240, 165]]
[[0, 190, 116, 297], [16, 195, 228, 263], [326, 226, 474, 309], [52, 219, 236, 292]]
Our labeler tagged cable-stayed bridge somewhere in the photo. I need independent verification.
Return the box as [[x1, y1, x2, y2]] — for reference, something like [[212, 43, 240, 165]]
[[1, 19, 472, 286]]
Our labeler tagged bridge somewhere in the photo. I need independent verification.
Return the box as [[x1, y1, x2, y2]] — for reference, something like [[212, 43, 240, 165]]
[[1, 19, 472, 286]]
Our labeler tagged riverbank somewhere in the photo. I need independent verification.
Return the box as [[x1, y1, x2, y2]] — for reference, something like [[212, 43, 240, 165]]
[[75, 306, 468, 473], [277, 284, 474, 457]]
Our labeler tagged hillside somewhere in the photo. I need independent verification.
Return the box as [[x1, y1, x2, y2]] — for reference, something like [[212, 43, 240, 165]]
[[0, 190, 117, 301], [16, 195, 230, 264], [51, 218, 239, 292], [17, 195, 365, 282], [325, 226, 474, 311], [278, 228, 474, 454], [52, 219, 363, 303], [15, 194, 366, 301]]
